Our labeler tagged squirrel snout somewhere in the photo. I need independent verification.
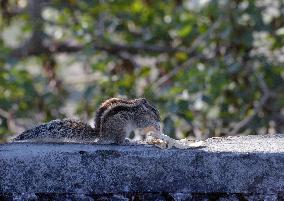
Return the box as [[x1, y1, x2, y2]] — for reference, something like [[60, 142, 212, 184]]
[[141, 122, 161, 134]]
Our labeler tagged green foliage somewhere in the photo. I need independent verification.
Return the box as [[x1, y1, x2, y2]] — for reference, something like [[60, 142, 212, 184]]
[[0, 0, 283, 141]]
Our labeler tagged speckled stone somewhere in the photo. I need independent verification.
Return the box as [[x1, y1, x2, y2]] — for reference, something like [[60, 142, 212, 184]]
[[0, 134, 284, 199]]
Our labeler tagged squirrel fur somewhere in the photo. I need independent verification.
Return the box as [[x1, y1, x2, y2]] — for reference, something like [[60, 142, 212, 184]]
[[12, 97, 161, 144]]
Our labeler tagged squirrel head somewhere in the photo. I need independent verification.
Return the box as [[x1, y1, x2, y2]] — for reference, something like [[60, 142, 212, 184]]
[[131, 98, 161, 133], [94, 97, 161, 141]]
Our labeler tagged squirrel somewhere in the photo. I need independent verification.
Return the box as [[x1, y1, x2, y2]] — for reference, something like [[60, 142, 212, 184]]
[[12, 97, 161, 144]]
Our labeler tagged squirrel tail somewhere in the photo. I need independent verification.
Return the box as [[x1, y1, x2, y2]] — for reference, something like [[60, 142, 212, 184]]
[[11, 119, 98, 142]]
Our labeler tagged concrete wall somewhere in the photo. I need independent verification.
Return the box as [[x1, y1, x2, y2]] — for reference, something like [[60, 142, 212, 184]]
[[0, 135, 284, 201]]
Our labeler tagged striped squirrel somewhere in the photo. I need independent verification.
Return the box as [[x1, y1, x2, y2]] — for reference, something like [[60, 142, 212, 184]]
[[12, 98, 161, 144]]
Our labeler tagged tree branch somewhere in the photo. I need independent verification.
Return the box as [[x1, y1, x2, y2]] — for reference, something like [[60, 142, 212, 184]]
[[229, 75, 273, 136], [0, 108, 10, 119], [152, 15, 224, 88], [0, 108, 25, 135], [8, 2, 224, 61], [9, 40, 203, 59]]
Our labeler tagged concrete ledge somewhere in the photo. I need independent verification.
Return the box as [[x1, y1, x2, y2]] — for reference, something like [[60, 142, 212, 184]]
[[0, 135, 284, 200]]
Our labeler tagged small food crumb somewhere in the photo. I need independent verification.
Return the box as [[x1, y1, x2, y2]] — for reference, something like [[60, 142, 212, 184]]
[[146, 132, 205, 149]]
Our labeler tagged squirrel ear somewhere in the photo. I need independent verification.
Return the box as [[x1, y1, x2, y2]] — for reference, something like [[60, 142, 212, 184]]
[[140, 98, 148, 104]]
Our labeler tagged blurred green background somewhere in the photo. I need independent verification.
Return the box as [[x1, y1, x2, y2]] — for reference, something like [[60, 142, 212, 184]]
[[0, 0, 283, 142]]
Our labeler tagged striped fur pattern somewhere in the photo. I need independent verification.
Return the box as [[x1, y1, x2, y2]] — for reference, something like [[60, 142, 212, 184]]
[[94, 97, 160, 143], [95, 98, 160, 134]]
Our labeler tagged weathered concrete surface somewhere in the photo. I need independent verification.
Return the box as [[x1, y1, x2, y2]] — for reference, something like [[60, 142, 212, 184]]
[[0, 134, 283, 198]]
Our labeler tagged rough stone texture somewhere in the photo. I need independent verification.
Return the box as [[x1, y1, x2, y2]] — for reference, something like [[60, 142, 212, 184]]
[[0, 134, 284, 201]]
